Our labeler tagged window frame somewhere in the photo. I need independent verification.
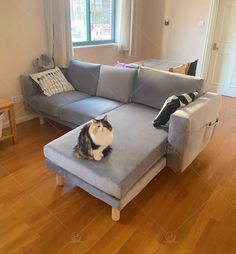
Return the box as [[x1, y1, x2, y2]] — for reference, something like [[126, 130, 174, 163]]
[[72, 0, 116, 47]]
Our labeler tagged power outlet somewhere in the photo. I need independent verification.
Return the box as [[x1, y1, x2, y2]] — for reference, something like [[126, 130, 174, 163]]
[[11, 95, 23, 104]]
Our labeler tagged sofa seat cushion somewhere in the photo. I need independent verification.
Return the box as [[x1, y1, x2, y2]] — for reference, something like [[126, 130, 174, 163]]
[[30, 91, 90, 117], [96, 65, 137, 103], [60, 97, 123, 126], [44, 103, 167, 199], [67, 60, 101, 95], [132, 67, 204, 109]]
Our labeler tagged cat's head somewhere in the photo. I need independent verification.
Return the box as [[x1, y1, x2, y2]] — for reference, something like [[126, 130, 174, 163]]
[[89, 115, 113, 135]]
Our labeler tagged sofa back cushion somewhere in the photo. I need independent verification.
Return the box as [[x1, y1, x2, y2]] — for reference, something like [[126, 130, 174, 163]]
[[67, 60, 101, 95], [96, 65, 137, 103], [131, 67, 204, 109]]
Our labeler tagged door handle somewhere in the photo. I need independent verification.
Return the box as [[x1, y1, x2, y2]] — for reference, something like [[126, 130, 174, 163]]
[[212, 43, 219, 51]]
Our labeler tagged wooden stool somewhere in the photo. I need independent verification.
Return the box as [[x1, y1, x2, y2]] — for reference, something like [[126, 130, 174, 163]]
[[0, 99, 17, 144]]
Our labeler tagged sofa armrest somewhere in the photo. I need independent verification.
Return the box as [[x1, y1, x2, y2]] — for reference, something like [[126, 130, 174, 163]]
[[20, 75, 42, 110], [167, 92, 221, 172]]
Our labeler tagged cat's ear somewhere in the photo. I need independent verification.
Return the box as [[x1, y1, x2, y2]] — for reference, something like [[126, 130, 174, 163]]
[[103, 115, 108, 121], [92, 118, 98, 123]]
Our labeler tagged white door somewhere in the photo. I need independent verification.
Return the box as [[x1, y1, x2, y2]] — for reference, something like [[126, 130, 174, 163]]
[[207, 0, 236, 97]]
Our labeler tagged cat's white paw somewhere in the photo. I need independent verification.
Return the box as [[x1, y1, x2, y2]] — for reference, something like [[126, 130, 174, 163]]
[[94, 154, 102, 161], [93, 150, 102, 161]]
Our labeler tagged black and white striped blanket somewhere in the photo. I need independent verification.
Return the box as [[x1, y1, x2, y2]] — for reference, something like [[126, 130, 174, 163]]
[[153, 91, 199, 128]]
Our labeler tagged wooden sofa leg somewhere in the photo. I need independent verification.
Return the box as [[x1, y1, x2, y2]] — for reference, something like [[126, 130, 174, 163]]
[[39, 115, 45, 125], [56, 174, 64, 187], [112, 208, 120, 222]]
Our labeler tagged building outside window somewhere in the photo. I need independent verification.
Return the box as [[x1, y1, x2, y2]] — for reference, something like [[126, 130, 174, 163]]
[[71, 0, 116, 46]]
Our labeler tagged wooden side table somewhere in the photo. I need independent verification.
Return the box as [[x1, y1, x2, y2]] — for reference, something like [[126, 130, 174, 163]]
[[0, 99, 17, 144]]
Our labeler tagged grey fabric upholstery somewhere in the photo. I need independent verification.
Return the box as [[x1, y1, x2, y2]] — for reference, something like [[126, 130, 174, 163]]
[[35, 60, 221, 213], [30, 91, 90, 117], [22, 60, 221, 208], [44, 103, 168, 199], [132, 67, 204, 109], [60, 68, 68, 77], [67, 60, 101, 95], [60, 97, 122, 126], [167, 92, 221, 172], [39, 112, 78, 129], [96, 65, 137, 103], [46, 157, 166, 210], [21, 75, 42, 110]]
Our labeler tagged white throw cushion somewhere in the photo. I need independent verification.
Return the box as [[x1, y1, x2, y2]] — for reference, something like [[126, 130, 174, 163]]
[[30, 67, 74, 96]]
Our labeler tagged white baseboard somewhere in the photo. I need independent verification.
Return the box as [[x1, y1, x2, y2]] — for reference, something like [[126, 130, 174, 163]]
[[3, 113, 38, 128]]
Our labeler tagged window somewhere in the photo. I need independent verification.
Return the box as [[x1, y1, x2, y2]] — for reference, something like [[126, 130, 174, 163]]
[[71, 0, 116, 46]]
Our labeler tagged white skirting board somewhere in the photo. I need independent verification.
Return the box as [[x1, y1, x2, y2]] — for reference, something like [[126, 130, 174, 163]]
[[3, 113, 37, 128]]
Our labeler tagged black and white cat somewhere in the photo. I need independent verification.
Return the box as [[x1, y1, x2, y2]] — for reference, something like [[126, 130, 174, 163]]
[[74, 116, 113, 161]]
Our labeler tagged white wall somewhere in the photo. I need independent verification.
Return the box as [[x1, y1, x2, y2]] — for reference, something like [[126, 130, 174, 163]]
[[160, 0, 213, 76], [0, 1, 48, 124]]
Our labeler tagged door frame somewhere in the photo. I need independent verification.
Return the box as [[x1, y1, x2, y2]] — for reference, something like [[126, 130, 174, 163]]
[[201, 0, 220, 78]]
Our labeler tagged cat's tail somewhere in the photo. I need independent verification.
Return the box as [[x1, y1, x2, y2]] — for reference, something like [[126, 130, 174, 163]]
[[102, 146, 112, 158]]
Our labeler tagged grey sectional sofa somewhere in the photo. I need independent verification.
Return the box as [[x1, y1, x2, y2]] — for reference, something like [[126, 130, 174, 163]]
[[21, 60, 221, 221]]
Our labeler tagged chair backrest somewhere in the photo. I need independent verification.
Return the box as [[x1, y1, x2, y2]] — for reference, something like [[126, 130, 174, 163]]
[[187, 60, 198, 76]]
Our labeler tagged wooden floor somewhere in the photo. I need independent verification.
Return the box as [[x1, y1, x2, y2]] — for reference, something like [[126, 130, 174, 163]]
[[0, 97, 236, 254]]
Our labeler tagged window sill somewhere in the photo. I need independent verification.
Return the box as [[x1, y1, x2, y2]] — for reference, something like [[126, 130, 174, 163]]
[[73, 43, 117, 49]]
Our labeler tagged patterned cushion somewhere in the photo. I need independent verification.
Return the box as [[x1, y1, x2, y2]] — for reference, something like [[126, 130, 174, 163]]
[[153, 91, 199, 128], [30, 67, 74, 96]]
